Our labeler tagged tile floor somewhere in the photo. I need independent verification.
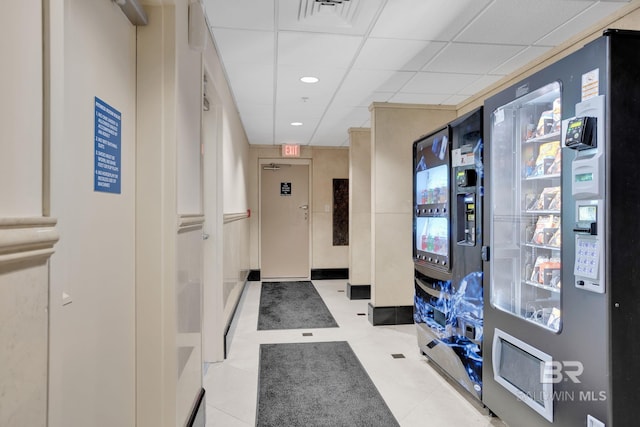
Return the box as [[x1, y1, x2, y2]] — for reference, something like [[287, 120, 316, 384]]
[[203, 279, 507, 427]]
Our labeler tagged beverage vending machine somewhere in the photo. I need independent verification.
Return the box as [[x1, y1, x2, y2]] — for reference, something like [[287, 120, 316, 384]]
[[483, 29, 640, 426], [413, 107, 484, 401]]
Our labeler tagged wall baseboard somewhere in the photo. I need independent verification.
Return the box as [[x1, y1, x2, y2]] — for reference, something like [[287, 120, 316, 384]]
[[346, 283, 370, 300], [186, 388, 206, 427], [367, 303, 414, 326], [250, 268, 349, 281], [247, 269, 261, 281], [223, 277, 249, 359], [311, 268, 348, 280]]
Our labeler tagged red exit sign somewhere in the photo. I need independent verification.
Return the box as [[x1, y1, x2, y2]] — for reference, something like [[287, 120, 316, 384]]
[[282, 144, 300, 158]]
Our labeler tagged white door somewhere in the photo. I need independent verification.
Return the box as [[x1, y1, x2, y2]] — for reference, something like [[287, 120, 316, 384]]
[[260, 163, 310, 278]]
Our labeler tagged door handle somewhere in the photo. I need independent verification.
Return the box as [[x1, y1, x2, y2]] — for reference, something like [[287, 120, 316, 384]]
[[299, 204, 309, 210], [203, 233, 210, 240]]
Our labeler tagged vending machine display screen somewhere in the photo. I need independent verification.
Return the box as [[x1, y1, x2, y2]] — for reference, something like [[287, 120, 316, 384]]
[[414, 129, 450, 209], [413, 127, 450, 269], [416, 165, 448, 205], [578, 205, 597, 222], [415, 217, 449, 256], [575, 172, 594, 182]]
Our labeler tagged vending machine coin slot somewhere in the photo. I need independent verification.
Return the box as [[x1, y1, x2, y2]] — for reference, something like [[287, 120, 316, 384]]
[[457, 193, 476, 246]]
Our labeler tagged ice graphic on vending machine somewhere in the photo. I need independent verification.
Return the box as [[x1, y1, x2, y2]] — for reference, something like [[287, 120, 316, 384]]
[[414, 271, 484, 387]]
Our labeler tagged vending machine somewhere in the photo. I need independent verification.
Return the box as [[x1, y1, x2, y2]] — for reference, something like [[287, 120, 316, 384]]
[[483, 29, 640, 426], [413, 108, 484, 401]]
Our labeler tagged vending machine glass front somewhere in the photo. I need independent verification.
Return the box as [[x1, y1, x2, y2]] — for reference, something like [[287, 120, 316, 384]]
[[490, 82, 562, 332]]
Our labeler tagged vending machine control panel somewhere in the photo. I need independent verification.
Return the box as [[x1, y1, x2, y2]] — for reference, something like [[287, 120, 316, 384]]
[[566, 96, 606, 294], [457, 193, 476, 245]]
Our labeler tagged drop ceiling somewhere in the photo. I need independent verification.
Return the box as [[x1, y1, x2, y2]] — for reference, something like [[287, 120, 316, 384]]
[[203, 0, 630, 147]]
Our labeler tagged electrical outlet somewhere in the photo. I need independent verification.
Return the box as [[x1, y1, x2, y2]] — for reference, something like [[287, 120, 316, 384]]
[[587, 415, 605, 427]]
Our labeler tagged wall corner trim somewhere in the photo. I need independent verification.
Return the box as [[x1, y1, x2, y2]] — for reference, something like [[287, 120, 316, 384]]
[[177, 214, 205, 232], [0, 217, 59, 265]]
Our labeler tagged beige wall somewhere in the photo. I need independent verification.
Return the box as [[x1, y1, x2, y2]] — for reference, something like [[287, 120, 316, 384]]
[[348, 128, 372, 286], [370, 104, 456, 307], [202, 17, 251, 362], [248, 145, 349, 272], [312, 148, 350, 268], [0, 2, 55, 427], [47, 1, 137, 427]]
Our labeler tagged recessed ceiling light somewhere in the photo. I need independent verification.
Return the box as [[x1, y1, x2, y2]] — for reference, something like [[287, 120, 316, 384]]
[[291, 122, 303, 126], [300, 76, 319, 83]]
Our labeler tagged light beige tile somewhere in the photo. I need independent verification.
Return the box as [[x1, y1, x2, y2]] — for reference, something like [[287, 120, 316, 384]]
[[204, 279, 505, 427]]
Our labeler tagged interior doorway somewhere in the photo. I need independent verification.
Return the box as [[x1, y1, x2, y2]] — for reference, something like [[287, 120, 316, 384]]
[[260, 161, 310, 279]]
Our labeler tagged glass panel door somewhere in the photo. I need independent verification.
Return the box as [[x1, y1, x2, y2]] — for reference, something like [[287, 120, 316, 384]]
[[490, 82, 562, 332]]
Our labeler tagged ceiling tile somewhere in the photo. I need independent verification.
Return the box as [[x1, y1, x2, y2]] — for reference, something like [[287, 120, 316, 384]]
[[370, 0, 491, 40], [212, 28, 274, 65], [275, 103, 323, 125], [388, 92, 453, 105], [490, 45, 552, 75], [457, 74, 505, 96], [204, 0, 275, 30], [441, 94, 473, 105], [310, 107, 370, 145], [223, 64, 274, 106], [536, 2, 631, 46], [274, 121, 317, 145], [277, 32, 362, 68], [353, 39, 444, 71], [363, 92, 395, 105], [424, 43, 525, 74], [377, 71, 416, 92], [240, 107, 274, 145], [278, 0, 385, 36], [204, 0, 632, 147], [402, 72, 481, 94], [332, 69, 398, 106], [275, 65, 347, 107], [455, 0, 594, 45]]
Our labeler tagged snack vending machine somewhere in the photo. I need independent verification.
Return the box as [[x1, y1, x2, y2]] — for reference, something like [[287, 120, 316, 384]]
[[413, 108, 484, 401], [483, 30, 640, 426]]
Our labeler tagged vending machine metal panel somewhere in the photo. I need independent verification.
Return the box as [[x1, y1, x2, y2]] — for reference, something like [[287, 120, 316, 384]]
[[414, 108, 484, 401], [483, 29, 640, 427]]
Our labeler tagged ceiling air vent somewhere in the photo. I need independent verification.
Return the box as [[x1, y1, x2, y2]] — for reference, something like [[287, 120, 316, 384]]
[[299, 0, 359, 26], [315, 0, 350, 5]]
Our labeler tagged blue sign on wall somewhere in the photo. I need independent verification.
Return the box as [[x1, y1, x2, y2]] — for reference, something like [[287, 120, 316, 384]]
[[94, 97, 122, 194]]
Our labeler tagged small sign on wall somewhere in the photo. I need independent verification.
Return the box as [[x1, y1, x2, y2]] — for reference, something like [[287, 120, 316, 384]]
[[94, 97, 122, 194], [281, 143, 300, 157], [280, 182, 291, 196]]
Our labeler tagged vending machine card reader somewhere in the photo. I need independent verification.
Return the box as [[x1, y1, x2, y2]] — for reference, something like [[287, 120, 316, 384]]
[[565, 116, 596, 150], [566, 95, 606, 294]]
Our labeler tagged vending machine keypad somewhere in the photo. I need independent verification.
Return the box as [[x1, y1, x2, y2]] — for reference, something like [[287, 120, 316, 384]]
[[574, 236, 600, 280]]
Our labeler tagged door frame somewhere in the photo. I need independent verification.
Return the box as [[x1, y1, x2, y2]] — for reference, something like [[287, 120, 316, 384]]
[[258, 157, 312, 279], [201, 70, 224, 363]]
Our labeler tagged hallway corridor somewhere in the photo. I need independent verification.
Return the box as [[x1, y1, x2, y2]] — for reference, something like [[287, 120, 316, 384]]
[[203, 280, 506, 426]]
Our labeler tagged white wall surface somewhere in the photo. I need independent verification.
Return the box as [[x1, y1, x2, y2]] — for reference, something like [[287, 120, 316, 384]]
[[202, 20, 252, 363], [222, 112, 251, 214], [48, 1, 136, 426], [0, 0, 43, 217], [137, 2, 213, 425], [177, 10, 204, 215]]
